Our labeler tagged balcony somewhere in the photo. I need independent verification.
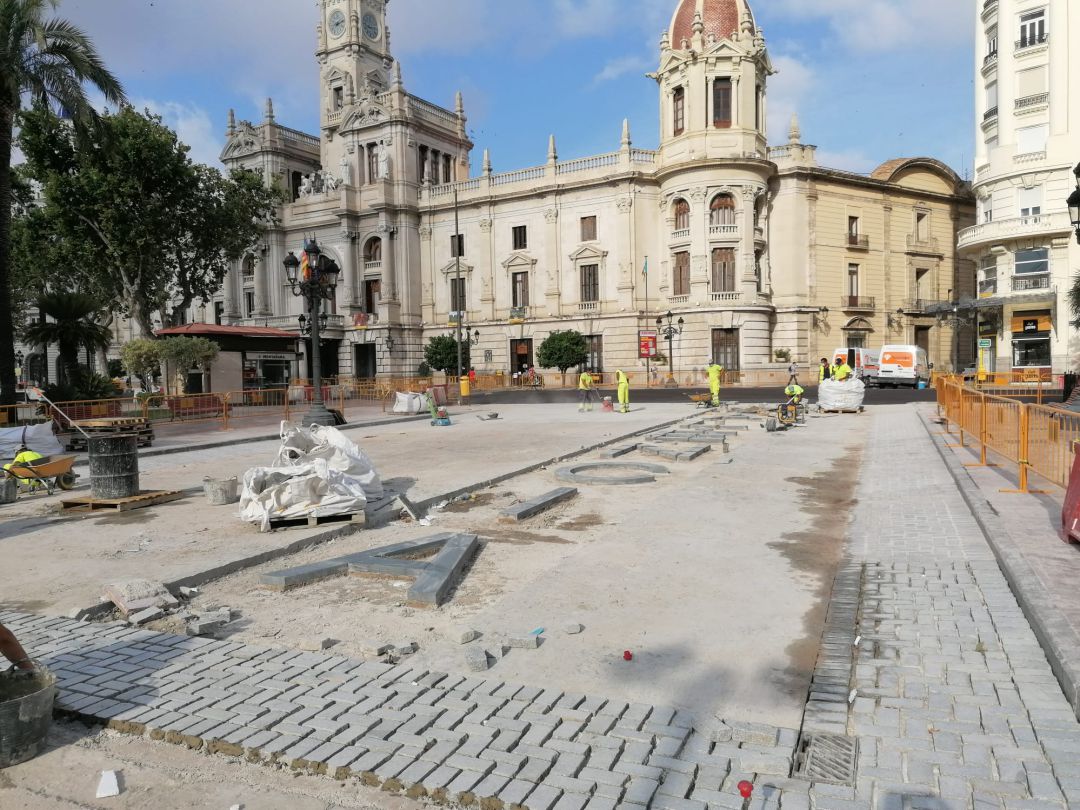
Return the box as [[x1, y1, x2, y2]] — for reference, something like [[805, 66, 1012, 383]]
[[957, 212, 1072, 251], [710, 291, 743, 304], [1011, 274, 1051, 292], [904, 299, 939, 314], [840, 296, 875, 311], [906, 234, 941, 254], [981, 0, 997, 19], [668, 295, 689, 305], [578, 301, 599, 312], [846, 234, 870, 251], [240, 314, 346, 331], [670, 228, 690, 242], [709, 224, 738, 237], [1015, 93, 1049, 114], [982, 51, 998, 72], [509, 306, 529, 323], [1015, 34, 1049, 54], [982, 106, 998, 123], [364, 260, 383, 271]]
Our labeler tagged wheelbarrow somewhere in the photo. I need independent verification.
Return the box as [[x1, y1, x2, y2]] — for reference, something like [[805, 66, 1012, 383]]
[[3, 455, 79, 495], [685, 392, 718, 409]]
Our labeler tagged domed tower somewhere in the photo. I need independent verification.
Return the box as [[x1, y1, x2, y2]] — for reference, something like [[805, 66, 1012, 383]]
[[655, 0, 773, 162]]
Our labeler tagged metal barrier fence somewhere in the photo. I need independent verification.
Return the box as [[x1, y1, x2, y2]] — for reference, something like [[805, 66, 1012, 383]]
[[935, 377, 1078, 491]]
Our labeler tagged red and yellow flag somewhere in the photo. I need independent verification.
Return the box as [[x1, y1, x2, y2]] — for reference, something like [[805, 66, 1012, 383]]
[[300, 250, 312, 281]]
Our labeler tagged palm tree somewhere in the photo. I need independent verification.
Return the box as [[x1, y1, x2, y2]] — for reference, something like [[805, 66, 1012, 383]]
[[23, 291, 112, 384], [0, 0, 125, 404]]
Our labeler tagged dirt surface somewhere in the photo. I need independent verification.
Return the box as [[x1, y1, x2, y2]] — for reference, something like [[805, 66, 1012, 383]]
[[151, 409, 868, 728], [1, 720, 423, 809]]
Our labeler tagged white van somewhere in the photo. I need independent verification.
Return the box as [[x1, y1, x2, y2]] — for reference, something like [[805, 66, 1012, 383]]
[[832, 347, 880, 385], [878, 344, 930, 388]]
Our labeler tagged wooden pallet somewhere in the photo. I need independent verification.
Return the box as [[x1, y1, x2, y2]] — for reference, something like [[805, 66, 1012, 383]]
[[267, 512, 367, 529], [60, 490, 184, 513], [820, 407, 864, 414], [64, 424, 154, 451]]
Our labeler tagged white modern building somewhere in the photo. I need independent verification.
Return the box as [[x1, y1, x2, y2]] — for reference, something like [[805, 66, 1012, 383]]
[[189, 0, 974, 388], [960, 0, 1080, 375]]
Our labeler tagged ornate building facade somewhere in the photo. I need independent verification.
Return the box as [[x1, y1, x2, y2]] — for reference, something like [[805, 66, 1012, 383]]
[[207, 0, 974, 386], [960, 0, 1079, 375]]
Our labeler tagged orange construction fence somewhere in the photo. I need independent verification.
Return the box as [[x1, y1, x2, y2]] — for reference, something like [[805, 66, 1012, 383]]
[[935, 377, 1080, 491]]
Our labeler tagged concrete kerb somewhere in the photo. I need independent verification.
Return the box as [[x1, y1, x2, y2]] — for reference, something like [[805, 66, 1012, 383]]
[[920, 411, 1080, 722], [72, 412, 695, 618]]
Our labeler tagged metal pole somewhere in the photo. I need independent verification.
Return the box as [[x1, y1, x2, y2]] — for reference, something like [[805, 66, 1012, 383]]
[[304, 288, 334, 426], [645, 255, 650, 387], [454, 189, 463, 381], [667, 322, 674, 379]]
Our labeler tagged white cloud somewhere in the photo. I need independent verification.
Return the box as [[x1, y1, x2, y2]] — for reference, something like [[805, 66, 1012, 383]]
[[592, 55, 652, 85], [765, 53, 816, 144], [767, 0, 972, 51], [137, 99, 223, 168], [815, 148, 876, 174]]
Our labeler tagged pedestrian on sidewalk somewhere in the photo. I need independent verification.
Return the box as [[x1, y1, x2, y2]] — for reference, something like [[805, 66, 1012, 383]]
[[578, 368, 595, 412], [819, 357, 832, 383], [0, 622, 36, 673], [787, 361, 799, 385], [616, 369, 630, 413]]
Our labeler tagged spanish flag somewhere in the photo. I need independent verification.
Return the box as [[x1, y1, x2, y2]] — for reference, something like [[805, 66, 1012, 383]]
[[300, 250, 312, 281]]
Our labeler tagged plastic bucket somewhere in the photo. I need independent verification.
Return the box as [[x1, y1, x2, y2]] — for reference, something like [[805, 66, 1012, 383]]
[[203, 476, 240, 505], [917, 380, 928, 390], [0, 666, 56, 768]]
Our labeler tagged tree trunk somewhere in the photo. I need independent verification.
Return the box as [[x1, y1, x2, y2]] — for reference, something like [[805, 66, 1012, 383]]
[[0, 106, 18, 405]]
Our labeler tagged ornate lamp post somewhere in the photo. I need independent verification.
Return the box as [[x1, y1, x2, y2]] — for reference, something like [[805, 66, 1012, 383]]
[[1068, 162, 1080, 244], [14, 350, 24, 384], [284, 238, 340, 426], [655, 311, 684, 385]]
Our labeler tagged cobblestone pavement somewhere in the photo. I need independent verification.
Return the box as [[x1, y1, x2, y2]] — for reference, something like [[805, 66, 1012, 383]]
[[842, 408, 1080, 809], [3, 610, 809, 810]]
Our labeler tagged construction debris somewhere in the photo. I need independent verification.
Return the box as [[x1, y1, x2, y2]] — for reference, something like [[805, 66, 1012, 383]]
[[456, 629, 481, 644], [96, 770, 121, 799], [464, 647, 489, 672], [102, 580, 178, 616], [300, 638, 333, 652], [564, 623, 584, 635]]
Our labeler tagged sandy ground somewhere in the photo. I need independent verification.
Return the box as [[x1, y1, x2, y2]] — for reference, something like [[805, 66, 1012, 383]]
[[1, 720, 423, 810], [0, 403, 686, 616], [142, 407, 867, 729]]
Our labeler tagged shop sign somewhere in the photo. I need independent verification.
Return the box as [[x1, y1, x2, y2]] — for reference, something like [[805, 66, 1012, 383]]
[[247, 352, 293, 361], [978, 338, 992, 349]]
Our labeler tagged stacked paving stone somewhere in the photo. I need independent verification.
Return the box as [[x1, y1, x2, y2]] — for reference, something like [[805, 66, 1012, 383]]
[[839, 410, 1080, 809], [1, 611, 805, 809]]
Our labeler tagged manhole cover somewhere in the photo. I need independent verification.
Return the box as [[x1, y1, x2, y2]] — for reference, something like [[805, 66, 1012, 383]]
[[555, 462, 670, 485], [792, 733, 858, 786]]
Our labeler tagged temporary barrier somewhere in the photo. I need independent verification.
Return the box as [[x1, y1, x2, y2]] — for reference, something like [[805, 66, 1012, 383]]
[[935, 377, 1076, 492]]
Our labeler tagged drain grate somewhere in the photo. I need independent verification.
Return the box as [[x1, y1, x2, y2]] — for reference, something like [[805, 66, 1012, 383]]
[[792, 733, 859, 786]]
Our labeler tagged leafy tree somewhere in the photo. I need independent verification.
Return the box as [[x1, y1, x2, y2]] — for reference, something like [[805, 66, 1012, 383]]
[[119, 338, 162, 389], [158, 336, 218, 393], [22, 291, 112, 384], [424, 334, 470, 375], [15, 106, 281, 337], [537, 330, 588, 384], [0, 0, 125, 405]]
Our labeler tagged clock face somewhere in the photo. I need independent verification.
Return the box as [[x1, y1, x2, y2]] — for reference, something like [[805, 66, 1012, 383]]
[[328, 9, 347, 38], [362, 12, 380, 40]]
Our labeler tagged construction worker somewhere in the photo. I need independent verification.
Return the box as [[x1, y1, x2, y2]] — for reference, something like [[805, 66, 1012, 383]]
[[833, 358, 853, 382], [819, 357, 832, 383], [784, 383, 805, 404], [706, 360, 725, 407], [4, 444, 44, 489], [0, 621, 36, 673], [578, 368, 595, 412], [616, 369, 630, 413]]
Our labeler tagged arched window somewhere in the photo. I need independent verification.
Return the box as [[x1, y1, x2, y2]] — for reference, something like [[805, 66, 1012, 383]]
[[242, 255, 255, 280], [673, 199, 690, 231], [364, 238, 382, 265], [673, 87, 685, 135], [710, 194, 735, 226]]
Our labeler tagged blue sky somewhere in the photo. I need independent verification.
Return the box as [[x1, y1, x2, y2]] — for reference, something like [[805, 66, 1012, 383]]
[[57, 0, 976, 177]]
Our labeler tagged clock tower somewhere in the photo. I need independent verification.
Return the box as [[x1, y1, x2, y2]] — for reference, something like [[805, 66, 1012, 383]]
[[317, 0, 393, 140]]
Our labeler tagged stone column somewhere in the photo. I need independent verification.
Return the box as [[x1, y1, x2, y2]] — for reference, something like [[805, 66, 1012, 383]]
[[740, 186, 758, 287], [543, 206, 561, 314], [255, 248, 272, 316], [224, 260, 240, 320], [616, 196, 635, 311]]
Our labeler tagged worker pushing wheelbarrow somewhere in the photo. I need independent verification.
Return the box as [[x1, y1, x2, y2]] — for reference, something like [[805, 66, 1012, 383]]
[[3, 445, 79, 495]]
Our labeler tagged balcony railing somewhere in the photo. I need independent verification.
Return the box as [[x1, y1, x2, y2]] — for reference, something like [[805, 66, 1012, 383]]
[[904, 299, 938, 313], [670, 229, 690, 241], [668, 295, 689, 305], [578, 301, 599, 312], [240, 314, 346, 331], [983, 51, 998, 69], [1015, 34, 1049, 52], [846, 234, 870, 250], [1015, 93, 1049, 111], [364, 260, 383, 271], [958, 212, 1072, 250], [840, 295, 875, 311], [982, 106, 999, 122], [709, 224, 738, 236], [1011, 274, 1051, 292], [509, 306, 529, 322], [710, 291, 742, 303]]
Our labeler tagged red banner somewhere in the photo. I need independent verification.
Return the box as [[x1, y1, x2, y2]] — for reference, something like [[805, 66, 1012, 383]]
[[638, 330, 658, 359]]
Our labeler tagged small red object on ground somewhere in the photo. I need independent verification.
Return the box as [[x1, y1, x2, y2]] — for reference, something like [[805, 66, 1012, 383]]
[[737, 780, 754, 799], [623, 650, 633, 661]]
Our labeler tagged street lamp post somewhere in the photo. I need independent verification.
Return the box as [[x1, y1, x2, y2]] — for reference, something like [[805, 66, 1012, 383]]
[[1068, 162, 1080, 244], [655, 311, 684, 386], [284, 237, 341, 426], [14, 350, 24, 384]]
